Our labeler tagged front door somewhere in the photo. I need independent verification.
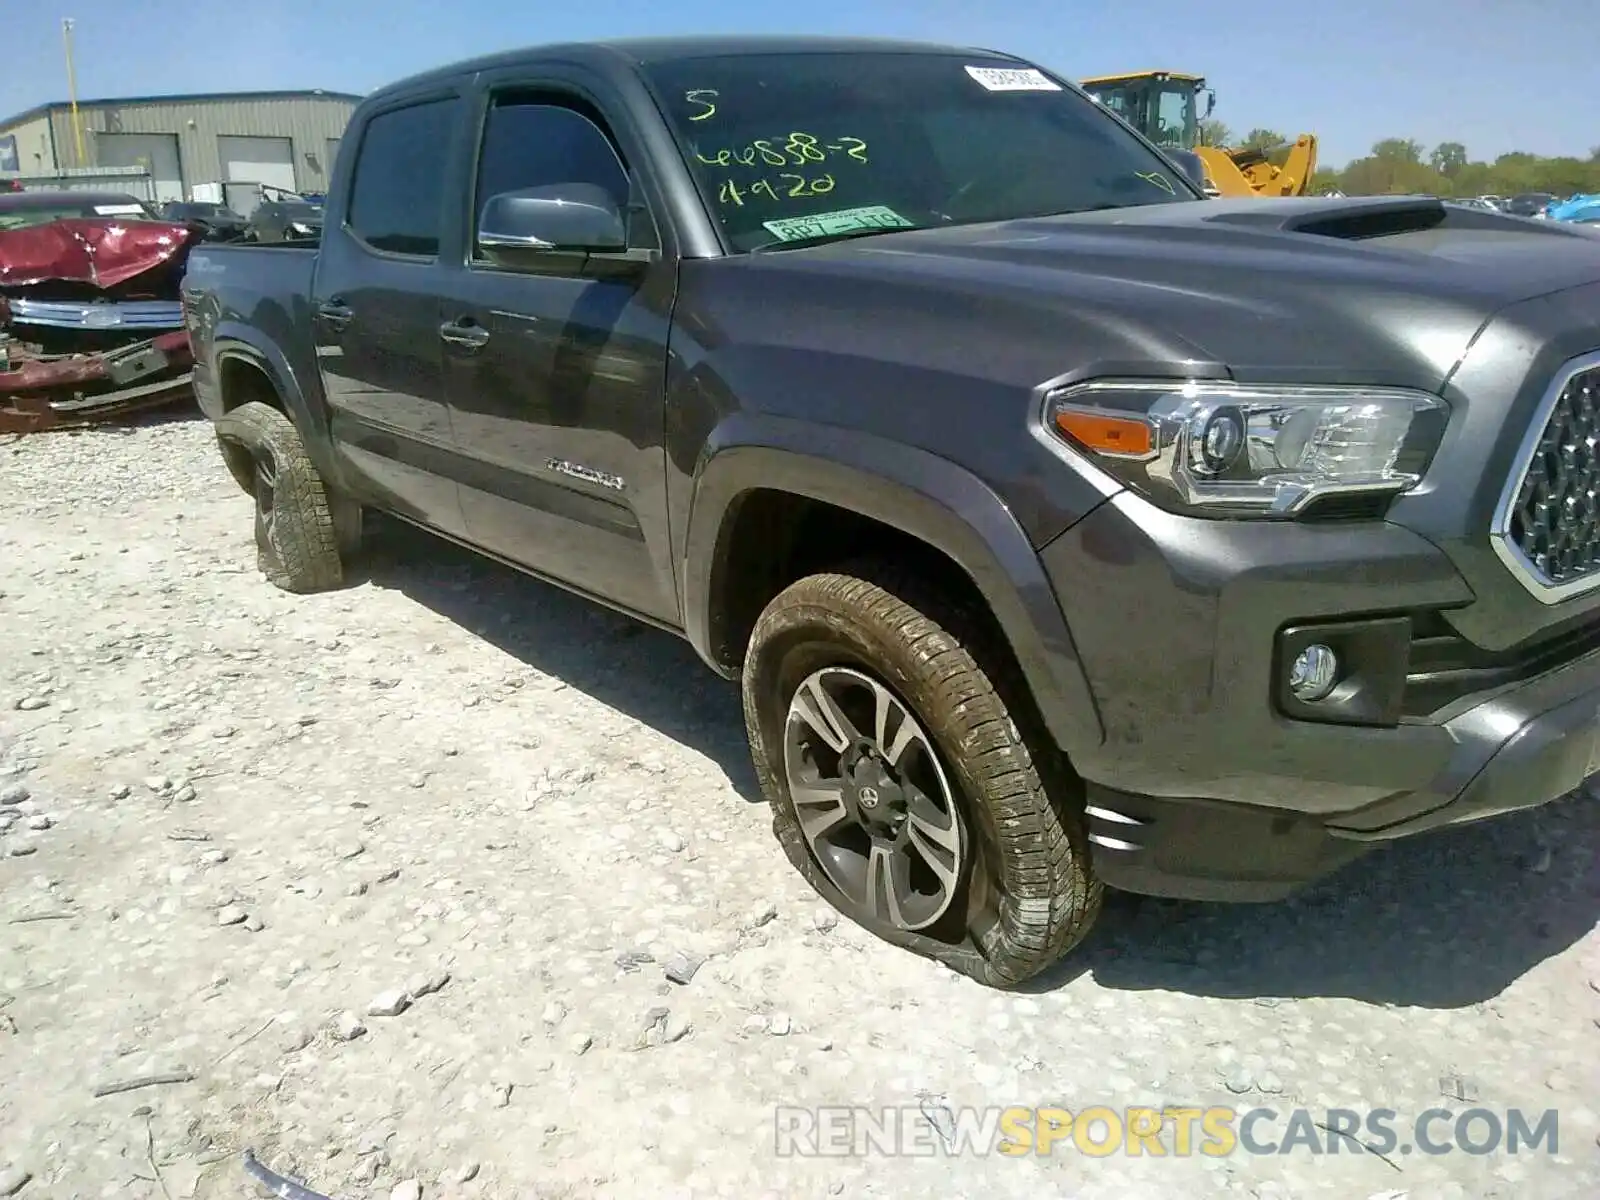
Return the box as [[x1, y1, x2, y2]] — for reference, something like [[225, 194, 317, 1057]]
[[437, 82, 679, 623], [312, 89, 470, 539]]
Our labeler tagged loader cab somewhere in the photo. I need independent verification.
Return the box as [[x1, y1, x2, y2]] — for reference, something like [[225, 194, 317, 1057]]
[[1079, 70, 1210, 152]]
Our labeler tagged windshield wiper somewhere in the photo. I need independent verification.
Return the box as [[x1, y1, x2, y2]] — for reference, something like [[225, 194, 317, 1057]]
[[750, 226, 916, 253]]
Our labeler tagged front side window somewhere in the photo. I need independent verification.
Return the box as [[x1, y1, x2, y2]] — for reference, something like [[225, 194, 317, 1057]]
[[639, 51, 1199, 252], [346, 96, 461, 256], [474, 98, 631, 221], [470, 95, 659, 257]]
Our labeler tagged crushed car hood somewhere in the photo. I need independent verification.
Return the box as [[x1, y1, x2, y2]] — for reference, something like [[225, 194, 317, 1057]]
[[728, 195, 1600, 394], [0, 217, 201, 294]]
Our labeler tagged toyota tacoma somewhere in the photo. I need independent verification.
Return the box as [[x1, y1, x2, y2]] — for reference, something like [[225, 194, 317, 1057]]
[[179, 36, 1600, 987]]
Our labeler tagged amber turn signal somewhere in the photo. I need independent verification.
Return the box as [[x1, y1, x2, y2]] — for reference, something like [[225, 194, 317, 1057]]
[[1052, 409, 1153, 457]]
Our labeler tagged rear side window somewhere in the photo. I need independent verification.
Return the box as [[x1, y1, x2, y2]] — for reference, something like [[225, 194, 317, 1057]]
[[346, 96, 461, 256]]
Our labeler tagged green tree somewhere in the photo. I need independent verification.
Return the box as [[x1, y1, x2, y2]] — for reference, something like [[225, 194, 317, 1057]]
[[1429, 142, 1468, 176], [1311, 168, 1345, 193], [1240, 128, 1286, 152], [1372, 138, 1425, 163], [1197, 119, 1232, 147]]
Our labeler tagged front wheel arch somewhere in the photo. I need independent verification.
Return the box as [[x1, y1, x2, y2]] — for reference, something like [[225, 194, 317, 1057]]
[[681, 428, 1107, 763]]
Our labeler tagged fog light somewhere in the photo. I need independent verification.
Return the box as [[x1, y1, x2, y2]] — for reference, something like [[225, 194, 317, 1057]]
[[1289, 644, 1339, 701]]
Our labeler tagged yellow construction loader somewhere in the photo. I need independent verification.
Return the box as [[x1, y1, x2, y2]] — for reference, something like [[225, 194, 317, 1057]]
[[1078, 70, 1317, 198]]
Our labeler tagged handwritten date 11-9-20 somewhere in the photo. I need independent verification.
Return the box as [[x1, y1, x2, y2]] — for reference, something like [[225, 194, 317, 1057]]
[[696, 132, 868, 169]]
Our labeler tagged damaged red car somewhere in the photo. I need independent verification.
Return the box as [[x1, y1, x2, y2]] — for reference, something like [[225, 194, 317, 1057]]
[[0, 189, 200, 433]]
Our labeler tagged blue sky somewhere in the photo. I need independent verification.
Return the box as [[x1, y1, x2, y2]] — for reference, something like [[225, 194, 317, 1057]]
[[6, 0, 1596, 169]]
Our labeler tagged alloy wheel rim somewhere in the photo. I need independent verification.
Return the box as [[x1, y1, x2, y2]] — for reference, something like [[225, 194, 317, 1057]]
[[781, 665, 964, 931], [252, 448, 278, 544]]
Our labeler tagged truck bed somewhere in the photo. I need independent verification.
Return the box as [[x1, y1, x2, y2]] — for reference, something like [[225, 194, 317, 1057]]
[[180, 242, 320, 412], [182, 241, 319, 317]]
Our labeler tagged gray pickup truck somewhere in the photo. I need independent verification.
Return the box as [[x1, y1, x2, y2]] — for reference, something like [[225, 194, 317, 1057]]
[[179, 35, 1600, 988]]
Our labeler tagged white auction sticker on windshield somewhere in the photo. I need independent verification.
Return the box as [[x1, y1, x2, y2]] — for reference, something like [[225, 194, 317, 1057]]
[[93, 204, 146, 215], [965, 65, 1062, 92]]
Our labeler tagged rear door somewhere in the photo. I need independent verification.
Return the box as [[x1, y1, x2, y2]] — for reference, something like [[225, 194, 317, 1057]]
[[435, 70, 681, 624], [310, 87, 471, 538]]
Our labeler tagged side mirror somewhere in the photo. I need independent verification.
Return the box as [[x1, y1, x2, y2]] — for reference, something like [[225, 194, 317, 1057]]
[[477, 183, 627, 255], [1202, 89, 1217, 120], [1165, 149, 1210, 191]]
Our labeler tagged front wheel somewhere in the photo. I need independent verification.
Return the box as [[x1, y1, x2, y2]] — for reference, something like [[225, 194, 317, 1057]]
[[741, 565, 1102, 987]]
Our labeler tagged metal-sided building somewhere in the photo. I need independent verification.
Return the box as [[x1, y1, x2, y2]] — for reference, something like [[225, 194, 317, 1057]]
[[0, 89, 361, 209]]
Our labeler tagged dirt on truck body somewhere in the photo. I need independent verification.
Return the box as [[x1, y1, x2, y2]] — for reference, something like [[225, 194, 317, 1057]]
[[179, 34, 1600, 988]]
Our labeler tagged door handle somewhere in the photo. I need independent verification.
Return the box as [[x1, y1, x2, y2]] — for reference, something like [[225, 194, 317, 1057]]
[[439, 318, 491, 351], [316, 300, 353, 330]]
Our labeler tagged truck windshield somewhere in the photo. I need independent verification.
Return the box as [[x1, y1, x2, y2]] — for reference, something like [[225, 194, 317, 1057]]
[[638, 51, 1200, 252]]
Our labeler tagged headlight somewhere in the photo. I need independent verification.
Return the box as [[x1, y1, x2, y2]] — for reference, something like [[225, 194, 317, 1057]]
[[1042, 379, 1449, 518], [289, 222, 313, 234]]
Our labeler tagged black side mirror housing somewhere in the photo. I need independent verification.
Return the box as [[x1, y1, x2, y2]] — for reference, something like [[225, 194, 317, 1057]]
[[477, 183, 628, 255]]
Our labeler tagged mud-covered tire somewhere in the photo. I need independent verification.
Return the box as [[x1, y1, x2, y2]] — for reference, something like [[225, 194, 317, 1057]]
[[212, 401, 346, 594], [741, 563, 1102, 988]]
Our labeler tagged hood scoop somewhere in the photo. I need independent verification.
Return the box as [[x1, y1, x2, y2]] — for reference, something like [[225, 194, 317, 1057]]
[[1199, 195, 1450, 241]]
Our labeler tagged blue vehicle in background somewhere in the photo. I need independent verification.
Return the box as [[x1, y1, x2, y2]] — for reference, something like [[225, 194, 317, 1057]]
[[1549, 193, 1600, 223]]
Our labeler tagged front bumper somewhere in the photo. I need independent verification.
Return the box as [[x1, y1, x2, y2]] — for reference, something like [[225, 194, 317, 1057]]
[[1037, 489, 1597, 900]]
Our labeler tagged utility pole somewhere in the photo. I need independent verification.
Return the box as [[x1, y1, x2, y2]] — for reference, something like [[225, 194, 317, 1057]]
[[62, 18, 86, 166]]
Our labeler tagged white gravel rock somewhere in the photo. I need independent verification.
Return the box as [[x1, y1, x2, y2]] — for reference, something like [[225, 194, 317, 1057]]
[[367, 989, 411, 1017]]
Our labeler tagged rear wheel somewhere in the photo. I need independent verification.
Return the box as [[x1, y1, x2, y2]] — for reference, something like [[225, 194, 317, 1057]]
[[741, 563, 1102, 987], [212, 401, 350, 593]]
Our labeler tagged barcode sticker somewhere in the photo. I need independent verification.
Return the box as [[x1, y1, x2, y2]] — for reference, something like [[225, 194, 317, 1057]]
[[965, 66, 1062, 92]]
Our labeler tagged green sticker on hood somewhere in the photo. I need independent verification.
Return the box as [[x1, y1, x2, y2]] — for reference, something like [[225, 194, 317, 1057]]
[[761, 205, 915, 242]]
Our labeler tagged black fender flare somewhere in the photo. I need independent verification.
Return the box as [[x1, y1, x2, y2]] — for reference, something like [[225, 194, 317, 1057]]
[[681, 413, 1106, 759], [210, 329, 348, 494]]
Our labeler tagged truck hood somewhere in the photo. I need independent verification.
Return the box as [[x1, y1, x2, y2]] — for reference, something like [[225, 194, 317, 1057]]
[[752, 195, 1600, 393]]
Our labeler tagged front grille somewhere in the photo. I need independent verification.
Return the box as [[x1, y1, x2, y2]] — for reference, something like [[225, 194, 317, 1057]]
[[1496, 353, 1600, 598], [5, 298, 185, 332]]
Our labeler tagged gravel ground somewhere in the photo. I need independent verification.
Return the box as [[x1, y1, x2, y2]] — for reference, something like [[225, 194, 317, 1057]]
[[1, 413, 1597, 1200]]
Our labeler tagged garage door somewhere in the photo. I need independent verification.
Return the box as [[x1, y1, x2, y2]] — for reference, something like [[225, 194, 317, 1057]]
[[94, 132, 183, 202], [218, 135, 296, 199]]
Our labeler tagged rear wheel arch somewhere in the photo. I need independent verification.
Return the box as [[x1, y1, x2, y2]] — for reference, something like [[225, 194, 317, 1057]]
[[682, 429, 1106, 761], [216, 350, 285, 416], [211, 337, 352, 500], [211, 347, 361, 559], [213, 352, 285, 492]]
